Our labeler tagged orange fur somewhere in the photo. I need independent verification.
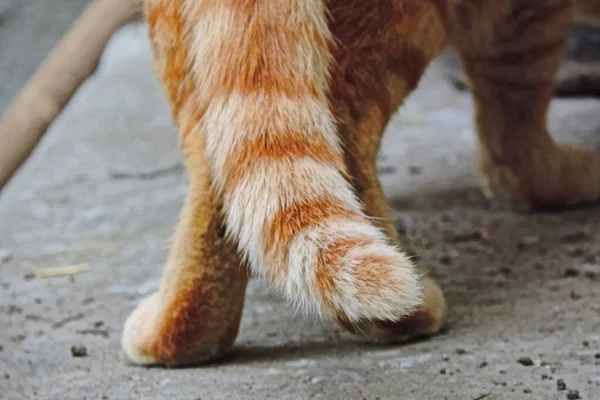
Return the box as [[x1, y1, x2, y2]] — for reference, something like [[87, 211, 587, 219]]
[[122, 0, 600, 367]]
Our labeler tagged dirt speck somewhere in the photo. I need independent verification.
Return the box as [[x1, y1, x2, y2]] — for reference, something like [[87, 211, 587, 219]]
[[517, 356, 534, 366], [566, 389, 581, 399], [11, 334, 26, 343], [534, 262, 545, 270], [447, 231, 482, 244], [3, 305, 23, 315], [584, 271, 596, 280], [70, 345, 87, 357], [557, 379, 567, 391], [569, 290, 582, 300], [563, 268, 580, 278], [408, 165, 422, 175], [377, 166, 396, 175], [438, 253, 452, 265]]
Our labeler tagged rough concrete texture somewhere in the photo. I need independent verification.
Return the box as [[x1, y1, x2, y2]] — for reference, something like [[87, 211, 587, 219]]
[[1, 22, 600, 400]]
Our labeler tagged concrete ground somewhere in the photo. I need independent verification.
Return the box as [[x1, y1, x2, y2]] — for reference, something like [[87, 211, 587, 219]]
[[1, 13, 600, 400]]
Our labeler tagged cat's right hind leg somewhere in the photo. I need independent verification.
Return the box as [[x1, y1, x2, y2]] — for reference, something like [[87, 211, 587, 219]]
[[121, 132, 249, 367]]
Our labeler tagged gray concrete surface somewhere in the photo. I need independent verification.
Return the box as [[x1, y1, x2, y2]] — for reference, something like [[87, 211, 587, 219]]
[[0, 0, 92, 111], [1, 21, 600, 400]]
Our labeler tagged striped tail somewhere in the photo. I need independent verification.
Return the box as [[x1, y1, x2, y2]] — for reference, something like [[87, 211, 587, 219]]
[[183, 0, 423, 322]]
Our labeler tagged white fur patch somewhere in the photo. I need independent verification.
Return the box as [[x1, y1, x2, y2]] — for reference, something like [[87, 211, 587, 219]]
[[285, 220, 423, 321], [224, 157, 362, 276]]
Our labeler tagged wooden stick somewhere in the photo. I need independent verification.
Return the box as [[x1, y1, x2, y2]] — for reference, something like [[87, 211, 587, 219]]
[[0, 0, 143, 190], [34, 263, 92, 279]]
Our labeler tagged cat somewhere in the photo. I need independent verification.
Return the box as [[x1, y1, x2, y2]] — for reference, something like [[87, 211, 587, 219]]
[[121, 0, 600, 366], [444, 25, 600, 97]]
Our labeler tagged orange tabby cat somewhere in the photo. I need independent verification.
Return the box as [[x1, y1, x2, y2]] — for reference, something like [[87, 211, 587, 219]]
[[121, 0, 600, 366]]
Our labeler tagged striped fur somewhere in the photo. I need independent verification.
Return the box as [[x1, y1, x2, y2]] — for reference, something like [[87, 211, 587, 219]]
[[179, 0, 423, 322], [122, 0, 600, 366]]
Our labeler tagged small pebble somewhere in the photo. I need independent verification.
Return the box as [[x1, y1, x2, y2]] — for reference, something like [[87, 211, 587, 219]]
[[566, 390, 581, 399], [563, 268, 580, 278], [70, 345, 87, 357], [557, 379, 567, 391], [517, 356, 534, 366], [523, 387, 532, 394], [439, 369, 447, 375], [595, 353, 600, 359], [478, 361, 488, 369], [455, 348, 467, 355]]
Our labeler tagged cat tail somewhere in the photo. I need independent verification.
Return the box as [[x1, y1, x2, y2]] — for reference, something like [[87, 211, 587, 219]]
[[185, 0, 423, 323]]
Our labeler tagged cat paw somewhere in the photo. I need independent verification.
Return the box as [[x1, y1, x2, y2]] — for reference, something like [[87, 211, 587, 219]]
[[121, 292, 232, 367], [338, 276, 447, 342], [121, 293, 164, 366], [479, 143, 600, 210]]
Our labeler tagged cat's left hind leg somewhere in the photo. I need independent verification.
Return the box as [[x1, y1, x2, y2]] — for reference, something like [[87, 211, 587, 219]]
[[121, 133, 249, 367], [452, 0, 600, 209]]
